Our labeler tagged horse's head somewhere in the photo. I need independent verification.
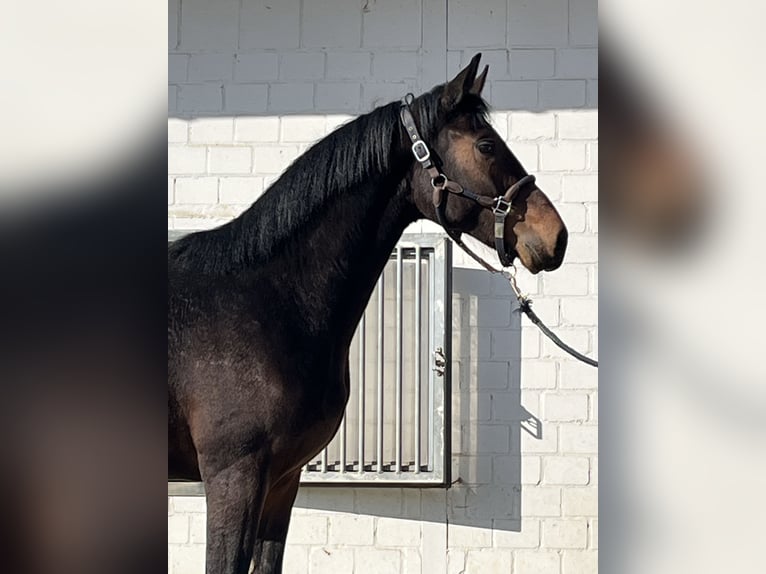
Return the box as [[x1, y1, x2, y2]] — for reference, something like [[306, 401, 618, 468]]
[[407, 54, 567, 274]]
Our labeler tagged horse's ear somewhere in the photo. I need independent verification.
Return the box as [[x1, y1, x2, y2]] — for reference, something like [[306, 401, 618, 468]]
[[442, 53, 482, 109], [469, 65, 489, 96]]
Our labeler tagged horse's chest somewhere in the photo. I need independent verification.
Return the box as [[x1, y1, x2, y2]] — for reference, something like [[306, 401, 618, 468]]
[[307, 374, 348, 433], [274, 372, 349, 466]]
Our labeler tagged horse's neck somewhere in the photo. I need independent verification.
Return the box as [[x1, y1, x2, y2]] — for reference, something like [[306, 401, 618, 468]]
[[263, 178, 417, 343]]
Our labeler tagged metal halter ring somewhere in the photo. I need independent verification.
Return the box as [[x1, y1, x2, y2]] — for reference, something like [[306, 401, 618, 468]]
[[431, 174, 446, 188], [493, 197, 513, 216]]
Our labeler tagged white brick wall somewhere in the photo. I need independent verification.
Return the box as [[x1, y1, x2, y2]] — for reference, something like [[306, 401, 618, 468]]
[[168, 1, 597, 572]]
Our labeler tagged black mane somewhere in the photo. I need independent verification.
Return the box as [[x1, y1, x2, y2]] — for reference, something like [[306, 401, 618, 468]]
[[169, 87, 490, 274]]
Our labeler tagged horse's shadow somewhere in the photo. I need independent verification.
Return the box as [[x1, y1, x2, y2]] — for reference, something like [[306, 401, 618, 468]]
[[295, 267, 541, 533]]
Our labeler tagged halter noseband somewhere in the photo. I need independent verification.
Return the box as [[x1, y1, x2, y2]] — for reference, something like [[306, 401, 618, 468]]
[[399, 94, 536, 269]]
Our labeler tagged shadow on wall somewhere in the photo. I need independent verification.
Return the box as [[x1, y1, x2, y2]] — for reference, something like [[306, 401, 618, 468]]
[[293, 269, 542, 533], [168, 0, 598, 118]]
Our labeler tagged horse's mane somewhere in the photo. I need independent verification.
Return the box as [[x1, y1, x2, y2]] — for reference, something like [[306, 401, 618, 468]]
[[169, 87, 490, 275]]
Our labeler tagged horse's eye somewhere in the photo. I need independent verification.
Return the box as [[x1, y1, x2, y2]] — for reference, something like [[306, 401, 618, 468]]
[[476, 140, 495, 155]]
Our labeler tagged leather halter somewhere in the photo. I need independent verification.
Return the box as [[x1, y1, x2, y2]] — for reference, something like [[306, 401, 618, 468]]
[[399, 94, 536, 269], [398, 95, 598, 369]]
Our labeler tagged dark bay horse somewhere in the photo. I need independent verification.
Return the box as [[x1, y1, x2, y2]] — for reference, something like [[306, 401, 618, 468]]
[[168, 54, 567, 574]]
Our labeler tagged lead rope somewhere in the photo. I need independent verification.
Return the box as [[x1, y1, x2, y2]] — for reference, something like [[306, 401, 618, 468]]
[[502, 265, 598, 368], [444, 217, 598, 368]]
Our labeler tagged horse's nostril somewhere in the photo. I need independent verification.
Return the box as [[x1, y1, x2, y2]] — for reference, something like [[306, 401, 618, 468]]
[[554, 226, 568, 261]]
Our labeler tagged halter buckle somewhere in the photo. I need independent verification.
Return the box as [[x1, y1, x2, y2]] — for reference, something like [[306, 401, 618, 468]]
[[411, 140, 431, 164]]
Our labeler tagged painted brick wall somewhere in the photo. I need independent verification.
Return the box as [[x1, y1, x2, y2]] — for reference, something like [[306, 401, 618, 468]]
[[168, 1, 597, 573]]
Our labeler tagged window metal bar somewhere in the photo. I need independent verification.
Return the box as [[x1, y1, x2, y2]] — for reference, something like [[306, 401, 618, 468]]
[[339, 415, 346, 474], [414, 245, 422, 473], [395, 246, 403, 472], [376, 275, 384, 474], [428, 249, 435, 471], [357, 312, 366, 474]]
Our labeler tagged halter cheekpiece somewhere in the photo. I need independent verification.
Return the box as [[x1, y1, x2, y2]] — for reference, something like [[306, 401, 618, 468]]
[[399, 94, 536, 268]]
